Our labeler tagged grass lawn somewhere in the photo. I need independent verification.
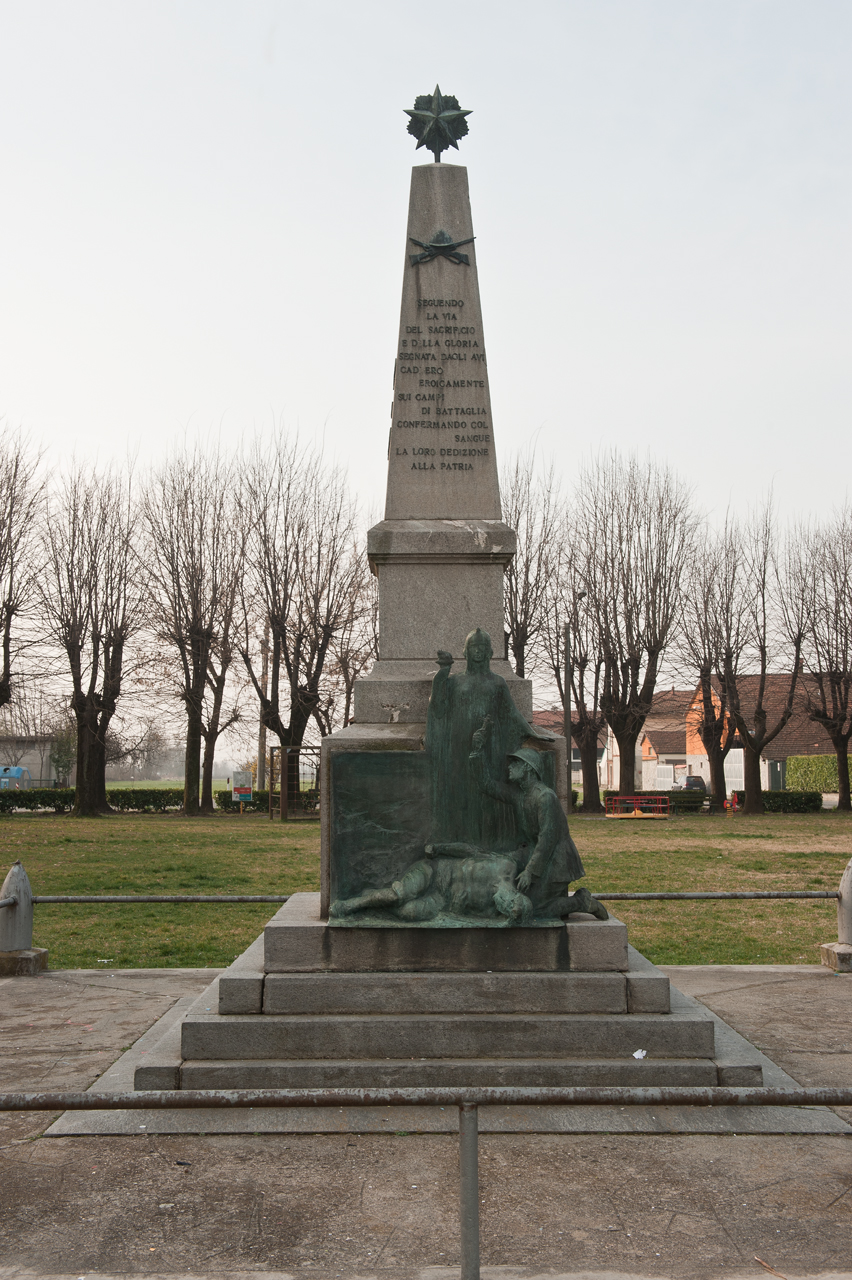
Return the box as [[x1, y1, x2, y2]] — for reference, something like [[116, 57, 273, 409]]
[[3, 809, 849, 969], [4, 812, 320, 969], [574, 810, 850, 966]]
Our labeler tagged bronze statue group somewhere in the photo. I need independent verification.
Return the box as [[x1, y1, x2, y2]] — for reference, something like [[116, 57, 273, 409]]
[[331, 629, 608, 927]]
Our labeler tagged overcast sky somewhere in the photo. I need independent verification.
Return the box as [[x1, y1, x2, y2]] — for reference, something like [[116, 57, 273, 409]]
[[2, 0, 850, 526]]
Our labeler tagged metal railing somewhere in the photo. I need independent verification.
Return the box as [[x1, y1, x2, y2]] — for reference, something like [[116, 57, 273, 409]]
[[2, 1084, 852, 1280], [29, 894, 291, 904], [598, 890, 838, 901]]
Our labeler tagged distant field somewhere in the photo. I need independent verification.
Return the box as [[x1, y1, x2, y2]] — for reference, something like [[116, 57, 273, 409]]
[[2, 809, 848, 969], [105, 779, 190, 790]]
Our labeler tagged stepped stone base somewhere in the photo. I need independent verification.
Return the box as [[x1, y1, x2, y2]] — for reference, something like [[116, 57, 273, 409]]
[[133, 897, 765, 1094]]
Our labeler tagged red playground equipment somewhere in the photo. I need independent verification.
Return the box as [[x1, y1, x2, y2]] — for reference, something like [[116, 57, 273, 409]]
[[605, 794, 671, 819]]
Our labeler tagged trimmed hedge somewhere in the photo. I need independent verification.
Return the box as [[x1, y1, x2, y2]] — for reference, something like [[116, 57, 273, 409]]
[[0, 787, 75, 813], [733, 789, 823, 813], [786, 754, 840, 793], [0, 785, 324, 815], [107, 788, 184, 812], [603, 788, 705, 813], [215, 788, 270, 814], [214, 788, 320, 814], [0, 787, 188, 814]]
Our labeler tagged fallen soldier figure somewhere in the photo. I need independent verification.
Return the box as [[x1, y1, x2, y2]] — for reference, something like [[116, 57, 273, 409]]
[[329, 843, 534, 925]]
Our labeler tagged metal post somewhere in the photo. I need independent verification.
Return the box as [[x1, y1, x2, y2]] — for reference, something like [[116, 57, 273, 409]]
[[458, 1102, 480, 1280], [281, 750, 287, 823], [838, 855, 852, 945]]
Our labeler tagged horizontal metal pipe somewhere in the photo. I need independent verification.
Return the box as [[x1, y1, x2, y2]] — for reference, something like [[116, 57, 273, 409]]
[[596, 891, 838, 900], [1, 1085, 852, 1112], [29, 892, 837, 905], [31, 894, 291, 904], [0, 896, 16, 909]]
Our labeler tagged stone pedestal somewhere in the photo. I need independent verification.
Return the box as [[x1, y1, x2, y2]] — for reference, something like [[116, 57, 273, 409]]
[[0, 860, 44, 972], [0, 947, 48, 977], [820, 941, 852, 973]]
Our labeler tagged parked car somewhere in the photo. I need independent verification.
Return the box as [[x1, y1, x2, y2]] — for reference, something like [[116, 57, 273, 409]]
[[683, 776, 707, 794]]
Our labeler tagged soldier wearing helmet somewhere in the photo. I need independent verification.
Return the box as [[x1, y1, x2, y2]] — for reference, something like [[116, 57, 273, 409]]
[[470, 719, 608, 920]]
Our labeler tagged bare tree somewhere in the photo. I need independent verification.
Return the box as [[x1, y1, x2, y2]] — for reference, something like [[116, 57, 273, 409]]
[[239, 435, 364, 808], [313, 552, 378, 736], [199, 613, 243, 810], [575, 454, 696, 795], [0, 432, 44, 709], [39, 465, 144, 816], [679, 525, 739, 804], [721, 503, 809, 815], [142, 445, 245, 815], [501, 454, 563, 679], [789, 510, 852, 810], [540, 532, 607, 813]]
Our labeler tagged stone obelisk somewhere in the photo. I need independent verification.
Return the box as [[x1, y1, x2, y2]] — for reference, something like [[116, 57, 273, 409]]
[[320, 93, 566, 912], [355, 159, 529, 727]]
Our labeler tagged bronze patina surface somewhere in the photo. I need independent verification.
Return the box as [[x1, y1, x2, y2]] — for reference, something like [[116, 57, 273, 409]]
[[328, 628, 606, 927], [404, 84, 471, 162]]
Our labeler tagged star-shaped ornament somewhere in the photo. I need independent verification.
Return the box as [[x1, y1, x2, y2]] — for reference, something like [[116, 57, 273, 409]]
[[405, 86, 471, 163]]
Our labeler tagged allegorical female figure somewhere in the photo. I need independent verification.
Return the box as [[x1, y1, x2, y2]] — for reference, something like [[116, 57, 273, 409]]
[[425, 627, 553, 849]]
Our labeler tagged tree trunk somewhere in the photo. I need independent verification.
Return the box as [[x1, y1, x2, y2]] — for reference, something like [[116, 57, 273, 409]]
[[614, 729, 640, 796], [578, 734, 603, 813], [72, 714, 110, 817], [183, 708, 202, 816], [834, 737, 851, 812], [707, 746, 728, 808], [200, 735, 216, 814], [742, 744, 764, 815]]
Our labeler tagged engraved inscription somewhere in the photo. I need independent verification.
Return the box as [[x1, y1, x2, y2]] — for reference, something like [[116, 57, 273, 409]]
[[392, 291, 492, 481]]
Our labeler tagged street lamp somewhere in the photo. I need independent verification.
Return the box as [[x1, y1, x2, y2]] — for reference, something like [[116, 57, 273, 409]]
[[563, 591, 587, 797]]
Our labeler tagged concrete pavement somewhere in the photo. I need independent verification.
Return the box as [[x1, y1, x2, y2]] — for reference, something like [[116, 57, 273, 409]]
[[1, 965, 851, 1279]]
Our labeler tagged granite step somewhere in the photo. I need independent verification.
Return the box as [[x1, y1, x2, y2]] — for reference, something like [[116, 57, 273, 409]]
[[181, 1009, 715, 1062], [254, 969, 668, 1016], [177, 1055, 720, 1090]]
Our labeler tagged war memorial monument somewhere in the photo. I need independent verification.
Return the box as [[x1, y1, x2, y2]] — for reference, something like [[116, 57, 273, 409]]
[[132, 90, 765, 1098]]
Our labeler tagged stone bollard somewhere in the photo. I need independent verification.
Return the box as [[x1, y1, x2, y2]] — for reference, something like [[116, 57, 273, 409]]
[[0, 860, 48, 976], [820, 855, 852, 973]]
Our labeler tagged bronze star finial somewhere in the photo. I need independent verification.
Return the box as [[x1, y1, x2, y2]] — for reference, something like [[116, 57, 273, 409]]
[[404, 86, 472, 163]]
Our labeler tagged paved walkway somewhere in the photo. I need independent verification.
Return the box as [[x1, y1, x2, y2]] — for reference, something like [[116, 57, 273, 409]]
[[1, 965, 851, 1280]]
